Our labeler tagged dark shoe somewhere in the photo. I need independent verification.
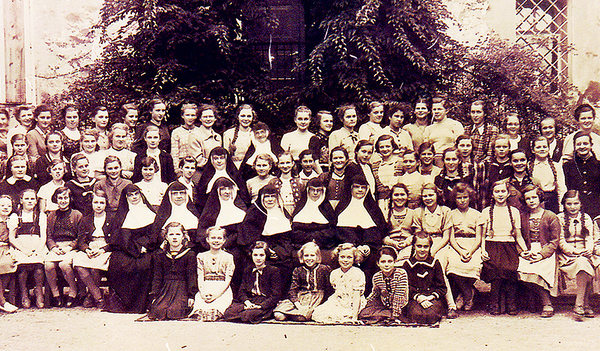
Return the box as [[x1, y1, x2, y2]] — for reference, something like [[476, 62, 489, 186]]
[[21, 295, 31, 309], [573, 305, 585, 322], [65, 296, 77, 308], [82, 295, 95, 308], [540, 305, 554, 318], [96, 298, 106, 310], [464, 298, 474, 311], [507, 308, 518, 316], [584, 306, 595, 318], [447, 309, 458, 319], [490, 304, 501, 316], [52, 295, 64, 308]]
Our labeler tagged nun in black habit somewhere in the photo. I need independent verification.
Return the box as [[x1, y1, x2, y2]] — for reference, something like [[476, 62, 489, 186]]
[[335, 175, 386, 292], [290, 178, 337, 261], [238, 183, 294, 289], [153, 181, 201, 249], [197, 177, 247, 289], [194, 147, 250, 212], [105, 184, 158, 313]]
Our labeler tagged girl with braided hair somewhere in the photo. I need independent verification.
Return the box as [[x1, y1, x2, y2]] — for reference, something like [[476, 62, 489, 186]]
[[517, 185, 560, 318], [530, 136, 565, 214], [479, 180, 527, 315], [557, 190, 599, 321], [223, 104, 256, 169]]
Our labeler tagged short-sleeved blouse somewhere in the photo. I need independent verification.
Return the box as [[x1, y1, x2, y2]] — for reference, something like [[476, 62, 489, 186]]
[[450, 208, 481, 238], [197, 250, 235, 282], [330, 266, 366, 298], [407, 206, 452, 238], [478, 205, 521, 242]]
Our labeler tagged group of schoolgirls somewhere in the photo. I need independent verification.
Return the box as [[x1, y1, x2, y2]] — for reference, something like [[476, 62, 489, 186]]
[[0, 98, 598, 324]]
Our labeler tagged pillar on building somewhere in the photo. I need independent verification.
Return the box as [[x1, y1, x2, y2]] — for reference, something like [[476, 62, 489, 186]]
[[1, 0, 36, 105]]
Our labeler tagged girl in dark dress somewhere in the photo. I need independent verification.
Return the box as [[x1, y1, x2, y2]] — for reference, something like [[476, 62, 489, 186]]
[[223, 241, 282, 323], [73, 190, 113, 308], [309, 110, 334, 173], [434, 147, 473, 208], [105, 184, 158, 313], [344, 140, 376, 197], [33, 131, 71, 185], [194, 147, 250, 211], [59, 105, 81, 161], [563, 131, 600, 218], [402, 233, 447, 325], [147, 222, 197, 320], [319, 146, 350, 210]]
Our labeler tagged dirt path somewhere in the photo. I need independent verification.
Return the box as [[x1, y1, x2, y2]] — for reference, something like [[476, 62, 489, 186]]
[[1, 308, 599, 351]]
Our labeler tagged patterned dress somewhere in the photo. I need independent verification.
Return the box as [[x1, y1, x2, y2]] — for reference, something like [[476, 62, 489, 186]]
[[311, 266, 367, 323]]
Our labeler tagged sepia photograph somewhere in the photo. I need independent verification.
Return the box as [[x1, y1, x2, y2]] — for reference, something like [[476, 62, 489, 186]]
[[1, 0, 600, 350]]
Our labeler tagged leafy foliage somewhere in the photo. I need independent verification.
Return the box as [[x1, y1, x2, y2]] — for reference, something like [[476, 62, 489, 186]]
[[296, 0, 574, 135], [58, 0, 271, 127], [56, 0, 575, 136]]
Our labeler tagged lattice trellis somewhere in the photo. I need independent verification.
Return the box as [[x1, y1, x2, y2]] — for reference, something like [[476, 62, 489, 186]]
[[516, 0, 569, 90]]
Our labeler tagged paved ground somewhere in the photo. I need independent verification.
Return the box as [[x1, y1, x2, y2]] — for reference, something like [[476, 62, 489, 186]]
[[1, 306, 599, 351]]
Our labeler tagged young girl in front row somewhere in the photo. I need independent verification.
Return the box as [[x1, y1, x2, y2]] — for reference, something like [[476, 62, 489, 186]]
[[312, 243, 367, 324], [8, 190, 46, 309], [73, 190, 112, 308], [223, 241, 283, 324], [44, 187, 82, 307], [480, 180, 527, 315], [517, 185, 560, 318], [148, 222, 197, 320], [359, 246, 409, 324], [401, 183, 456, 318], [557, 190, 599, 321], [191, 226, 234, 322], [402, 233, 447, 325], [446, 183, 482, 312], [274, 242, 331, 322], [0, 196, 18, 312]]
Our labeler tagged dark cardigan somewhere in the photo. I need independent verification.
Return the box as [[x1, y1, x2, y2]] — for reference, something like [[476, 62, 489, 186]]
[[236, 264, 282, 310], [520, 209, 560, 259]]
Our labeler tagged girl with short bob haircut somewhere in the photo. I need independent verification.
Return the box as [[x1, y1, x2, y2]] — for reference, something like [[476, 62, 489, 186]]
[[274, 241, 332, 322], [359, 246, 409, 323], [312, 243, 367, 323], [223, 241, 283, 323], [148, 222, 197, 320]]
